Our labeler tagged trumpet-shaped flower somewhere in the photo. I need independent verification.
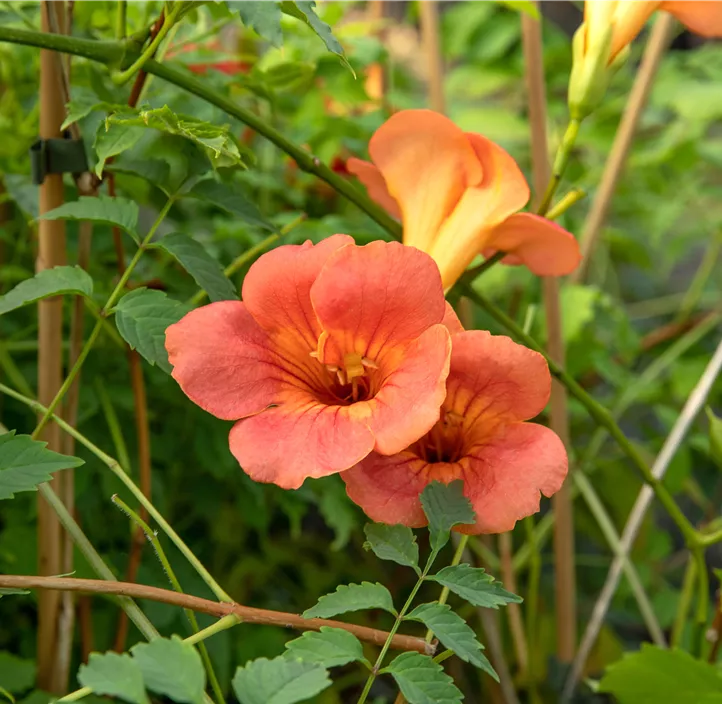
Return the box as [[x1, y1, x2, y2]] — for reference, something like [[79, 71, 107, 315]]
[[343, 312, 568, 534], [571, 1, 722, 118], [166, 235, 452, 490], [347, 110, 580, 290]]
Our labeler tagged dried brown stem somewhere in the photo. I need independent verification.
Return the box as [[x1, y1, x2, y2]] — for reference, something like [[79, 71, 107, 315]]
[[419, 0, 445, 114], [571, 14, 675, 284], [0, 575, 433, 655], [521, 8, 576, 662], [37, 1, 68, 691], [498, 533, 528, 676]]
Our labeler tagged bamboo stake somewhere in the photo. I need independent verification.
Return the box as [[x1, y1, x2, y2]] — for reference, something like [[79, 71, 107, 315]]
[[521, 8, 576, 662], [571, 14, 675, 284], [419, 0, 445, 114], [37, 1, 67, 692]]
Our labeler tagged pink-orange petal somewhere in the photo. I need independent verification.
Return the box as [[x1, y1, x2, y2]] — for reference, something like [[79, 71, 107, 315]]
[[460, 423, 568, 534], [166, 301, 281, 421], [485, 212, 581, 277], [661, 1, 722, 37], [229, 397, 375, 490], [311, 240, 446, 363], [442, 302, 465, 336], [346, 158, 402, 220], [368, 324, 451, 455], [242, 234, 354, 353], [368, 109, 483, 252], [446, 330, 551, 425], [342, 452, 429, 527]]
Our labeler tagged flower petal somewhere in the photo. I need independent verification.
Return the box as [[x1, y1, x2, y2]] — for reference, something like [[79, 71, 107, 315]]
[[311, 240, 446, 363], [367, 110, 482, 252], [429, 133, 530, 289], [242, 234, 354, 353], [166, 301, 281, 421], [661, 1, 722, 37], [446, 330, 551, 425], [343, 451, 430, 527], [229, 396, 375, 490], [442, 302, 465, 336], [609, 1, 660, 58], [368, 324, 451, 455], [484, 212, 581, 277], [346, 158, 402, 219], [459, 423, 568, 533]]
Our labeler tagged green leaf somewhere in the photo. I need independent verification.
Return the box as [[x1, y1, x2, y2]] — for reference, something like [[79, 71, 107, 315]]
[[302, 582, 396, 619], [61, 99, 129, 131], [258, 62, 315, 93], [234, 1, 283, 46], [0, 652, 36, 695], [363, 523, 419, 573], [232, 656, 331, 704], [114, 289, 190, 373], [0, 686, 13, 704], [405, 603, 496, 679], [94, 122, 145, 177], [496, 0, 540, 19], [284, 627, 367, 668], [78, 652, 149, 704], [383, 652, 462, 704], [0, 266, 93, 316], [420, 481, 475, 552], [427, 564, 522, 609], [0, 431, 84, 501], [279, 2, 351, 71], [707, 407, 722, 469], [130, 636, 205, 704], [187, 179, 274, 231], [38, 196, 139, 240], [156, 233, 237, 303], [598, 644, 722, 703], [108, 106, 250, 170], [0, 588, 30, 598]]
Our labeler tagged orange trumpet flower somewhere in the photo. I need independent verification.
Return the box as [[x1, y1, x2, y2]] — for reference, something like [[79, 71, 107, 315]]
[[166, 236, 452, 490], [347, 110, 580, 290], [343, 308, 568, 534], [571, 1, 722, 118]]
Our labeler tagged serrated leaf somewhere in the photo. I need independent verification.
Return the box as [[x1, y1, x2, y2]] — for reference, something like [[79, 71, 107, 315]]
[[156, 233, 237, 303], [420, 481, 475, 552], [38, 196, 139, 240], [427, 564, 522, 609], [108, 106, 250, 170], [0, 652, 36, 695], [0, 266, 93, 316], [383, 652, 462, 704], [284, 627, 367, 668], [130, 636, 205, 704], [303, 582, 396, 619], [187, 179, 274, 231], [364, 523, 419, 573], [232, 656, 331, 704], [707, 408, 722, 469], [234, 1, 283, 46], [406, 603, 496, 679], [94, 122, 145, 177], [598, 644, 722, 703], [279, 2, 351, 72], [114, 289, 190, 373], [0, 431, 84, 500], [78, 652, 149, 704], [61, 99, 129, 131]]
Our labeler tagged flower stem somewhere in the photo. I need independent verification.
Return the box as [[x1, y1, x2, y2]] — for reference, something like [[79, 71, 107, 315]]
[[111, 496, 227, 704], [538, 118, 581, 217]]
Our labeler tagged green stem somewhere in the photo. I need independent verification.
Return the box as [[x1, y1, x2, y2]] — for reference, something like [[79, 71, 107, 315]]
[[424, 535, 468, 644], [32, 196, 175, 440], [185, 613, 241, 646], [116, 0, 127, 40], [1, 382, 233, 604], [545, 187, 586, 221], [538, 119, 581, 216], [0, 28, 400, 238], [57, 686, 93, 703], [111, 496, 227, 704], [676, 231, 722, 324], [692, 544, 710, 656], [96, 380, 132, 471], [462, 284, 700, 546], [113, 4, 180, 85], [37, 483, 158, 641], [671, 556, 697, 648]]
